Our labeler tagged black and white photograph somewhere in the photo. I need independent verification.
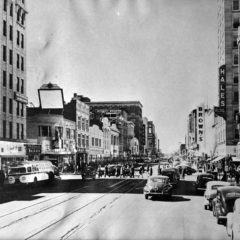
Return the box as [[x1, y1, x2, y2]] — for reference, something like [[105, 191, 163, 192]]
[[1, 0, 240, 239]]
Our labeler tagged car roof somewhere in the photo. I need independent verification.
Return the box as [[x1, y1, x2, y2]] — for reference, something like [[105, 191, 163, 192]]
[[206, 181, 231, 188], [149, 175, 169, 180], [218, 186, 240, 197]]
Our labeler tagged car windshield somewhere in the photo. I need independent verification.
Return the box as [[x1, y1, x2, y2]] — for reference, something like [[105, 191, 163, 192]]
[[9, 167, 26, 174], [211, 185, 224, 190], [150, 178, 166, 183]]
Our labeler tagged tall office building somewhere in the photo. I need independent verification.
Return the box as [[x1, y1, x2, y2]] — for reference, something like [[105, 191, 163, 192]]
[[216, 0, 239, 156], [0, 0, 28, 170]]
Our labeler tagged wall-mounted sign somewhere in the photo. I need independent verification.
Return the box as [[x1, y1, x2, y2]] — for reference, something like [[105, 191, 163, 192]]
[[217, 65, 226, 119], [197, 106, 204, 142], [14, 92, 28, 104]]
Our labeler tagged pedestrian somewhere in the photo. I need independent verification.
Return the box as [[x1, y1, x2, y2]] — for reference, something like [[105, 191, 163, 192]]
[[147, 164, 150, 173], [131, 165, 135, 178], [104, 164, 108, 178], [182, 168, 185, 179], [150, 166, 153, 176], [221, 171, 227, 181], [157, 164, 161, 175], [139, 167, 142, 178], [235, 170, 240, 185], [0, 170, 5, 188], [120, 165, 123, 178]]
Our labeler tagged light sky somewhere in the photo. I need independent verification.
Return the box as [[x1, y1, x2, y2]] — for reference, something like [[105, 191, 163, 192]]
[[26, 0, 218, 153]]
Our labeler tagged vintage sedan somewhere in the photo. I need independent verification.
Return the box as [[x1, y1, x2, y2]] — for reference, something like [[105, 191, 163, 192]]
[[161, 168, 180, 186], [143, 175, 173, 200], [226, 198, 240, 240], [82, 166, 97, 180], [212, 186, 240, 225], [203, 181, 231, 210], [195, 173, 214, 193]]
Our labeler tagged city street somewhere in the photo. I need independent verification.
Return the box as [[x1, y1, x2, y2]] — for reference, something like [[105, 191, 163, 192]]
[[0, 169, 228, 240]]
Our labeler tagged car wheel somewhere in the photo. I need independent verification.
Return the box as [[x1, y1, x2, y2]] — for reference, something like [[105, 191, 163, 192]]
[[145, 194, 148, 199]]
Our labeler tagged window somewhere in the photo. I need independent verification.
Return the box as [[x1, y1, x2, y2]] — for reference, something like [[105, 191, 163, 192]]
[[86, 136, 89, 147], [78, 116, 81, 130], [21, 124, 24, 139], [21, 79, 24, 93], [21, 103, 24, 116], [21, 34, 24, 48], [92, 137, 94, 146], [233, 16, 240, 28], [3, 120, 6, 138], [233, 72, 239, 83], [38, 126, 52, 137], [9, 25, 12, 40], [233, 35, 238, 48], [86, 120, 89, 132], [17, 31, 20, 45], [78, 134, 81, 147], [21, 13, 25, 26], [55, 126, 63, 139], [233, 0, 239, 10], [17, 77, 20, 91], [3, 45, 6, 62], [17, 9, 21, 22], [3, 71, 6, 87], [10, 4, 13, 17], [16, 101, 19, 116], [234, 91, 239, 102], [9, 122, 12, 139], [9, 74, 12, 89], [233, 54, 238, 65], [3, 20, 6, 36], [21, 57, 24, 71], [82, 118, 85, 131], [66, 128, 70, 139], [9, 49, 12, 65], [99, 139, 101, 147], [4, 0, 7, 11], [17, 123, 20, 139], [111, 135, 114, 144], [95, 138, 98, 147], [82, 135, 85, 147], [9, 98, 12, 114], [17, 54, 20, 68], [3, 96, 6, 113], [148, 127, 152, 134]]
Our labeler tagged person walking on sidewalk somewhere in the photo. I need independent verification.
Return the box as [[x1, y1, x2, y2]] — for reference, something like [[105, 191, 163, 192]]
[[235, 170, 240, 185], [150, 166, 153, 176], [104, 164, 108, 178]]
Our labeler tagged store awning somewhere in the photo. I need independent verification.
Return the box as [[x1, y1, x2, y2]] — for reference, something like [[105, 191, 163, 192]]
[[232, 157, 240, 162], [211, 156, 225, 163]]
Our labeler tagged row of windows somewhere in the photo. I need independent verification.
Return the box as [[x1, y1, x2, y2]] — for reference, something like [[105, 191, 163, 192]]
[[233, 0, 240, 11], [2, 46, 25, 71], [77, 134, 89, 148], [38, 126, 76, 139], [2, 97, 24, 116], [77, 117, 89, 132], [92, 137, 102, 147], [2, 71, 24, 93], [2, 120, 24, 140], [3, 21, 25, 49], [3, 0, 26, 26]]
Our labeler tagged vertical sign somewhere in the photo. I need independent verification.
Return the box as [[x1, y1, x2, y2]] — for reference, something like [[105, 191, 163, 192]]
[[198, 106, 204, 142], [219, 65, 226, 110]]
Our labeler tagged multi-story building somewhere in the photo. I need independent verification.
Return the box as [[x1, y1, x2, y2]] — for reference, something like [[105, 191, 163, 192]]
[[87, 101, 144, 155], [110, 123, 120, 158], [142, 117, 148, 155], [89, 124, 103, 161], [147, 121, 157, 156], [0, 0, 28, 173], [27, 84, 76, 172], [216, 0, 239, 156], [64, 93, 90, 167]]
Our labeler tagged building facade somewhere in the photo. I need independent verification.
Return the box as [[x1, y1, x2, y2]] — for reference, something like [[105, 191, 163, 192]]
[[147, 121, 157, 156], [0, 0, 28, 173], [216, 0, 239, 156]]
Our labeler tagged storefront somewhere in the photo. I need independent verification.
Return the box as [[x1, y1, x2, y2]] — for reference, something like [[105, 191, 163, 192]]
[[25, 144, 42, 160], [0, 141, 27, 176]]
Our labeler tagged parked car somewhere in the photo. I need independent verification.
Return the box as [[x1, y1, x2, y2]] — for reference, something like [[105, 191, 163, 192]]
[[82, 166, 97, 180], [226, 198, 240, 240], [195, 173, 214, 193], [184, 166, 197, 175], [212, 186, 240, 225], [161, 168, 180, 186], [143, 175, 173, 200], [203, 181, 231, 210]]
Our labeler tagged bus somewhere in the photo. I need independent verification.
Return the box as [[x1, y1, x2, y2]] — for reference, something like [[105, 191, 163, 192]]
[[8, 160, 59, 185]]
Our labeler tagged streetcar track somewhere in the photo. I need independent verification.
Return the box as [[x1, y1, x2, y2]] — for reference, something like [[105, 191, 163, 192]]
[[24, 179, 139, 240], [0, 179, 106, 219], [60, 179, 146, 240]]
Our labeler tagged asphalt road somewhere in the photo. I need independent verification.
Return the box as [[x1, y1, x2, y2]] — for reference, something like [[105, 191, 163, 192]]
[[0, 172, 228, 240]]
